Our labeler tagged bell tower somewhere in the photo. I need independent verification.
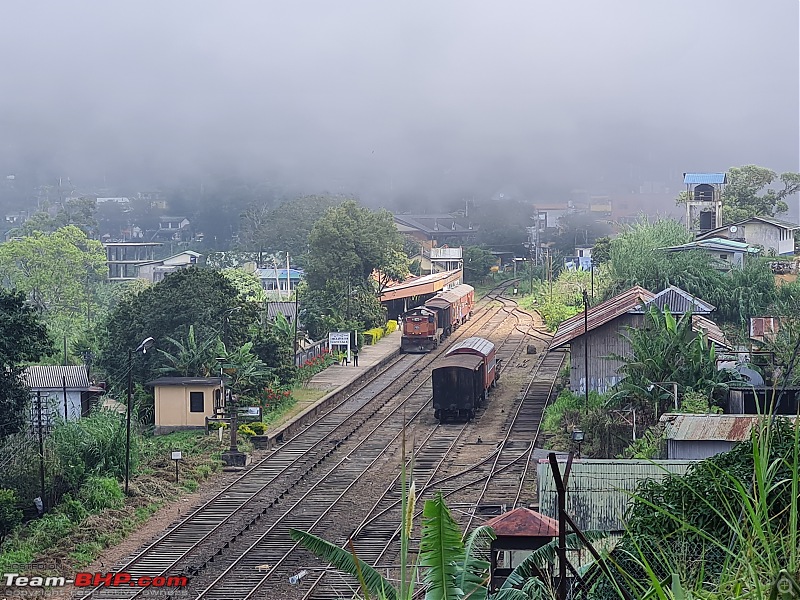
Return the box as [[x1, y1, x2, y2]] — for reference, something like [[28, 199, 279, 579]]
[[683, 173, 726, 236]]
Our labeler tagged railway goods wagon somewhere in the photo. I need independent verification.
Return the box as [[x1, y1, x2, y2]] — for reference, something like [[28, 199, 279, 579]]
[[433, 336, 498, 422], [424, 284, 474, 337], [400, 307, 440, 353]]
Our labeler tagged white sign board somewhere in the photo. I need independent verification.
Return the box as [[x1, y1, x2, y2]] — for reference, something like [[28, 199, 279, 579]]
[[171, 451, 183, 461], [328, 331, 351, 363], [329, 331, 350, 345]]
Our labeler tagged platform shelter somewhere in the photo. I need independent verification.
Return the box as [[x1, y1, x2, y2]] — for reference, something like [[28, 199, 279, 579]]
[[380, 268, 463, 316]]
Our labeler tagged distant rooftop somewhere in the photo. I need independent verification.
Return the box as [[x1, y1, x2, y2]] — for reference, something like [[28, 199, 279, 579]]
[[662, 237, 759, 253], [629, 285, 715, 315], [683, 173, 727, 185]]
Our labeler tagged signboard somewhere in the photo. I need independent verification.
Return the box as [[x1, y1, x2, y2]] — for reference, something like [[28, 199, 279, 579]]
[[328, 331, 351, 364], [329, 331, 351, 345], [171, 450, 183, 461]]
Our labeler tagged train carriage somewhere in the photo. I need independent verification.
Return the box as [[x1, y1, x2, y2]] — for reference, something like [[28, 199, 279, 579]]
[[433, 336, 498, 422], [424, 284, 474, 338]]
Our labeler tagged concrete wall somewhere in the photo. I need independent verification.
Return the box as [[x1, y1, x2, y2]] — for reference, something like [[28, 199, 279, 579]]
[[746, 221, 794, 256], [570, 314, 642, 394], [154, 384, 222, 434], [38, 390, 83, 420]]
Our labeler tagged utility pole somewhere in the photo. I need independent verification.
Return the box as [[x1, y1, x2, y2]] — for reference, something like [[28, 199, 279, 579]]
[[36, 391, 46, 512], [62, 376, 68, 421], [583, 290, 590, 414]]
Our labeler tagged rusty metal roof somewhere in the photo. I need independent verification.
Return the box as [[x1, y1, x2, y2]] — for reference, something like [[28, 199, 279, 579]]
[[484, 507, 558, 537], [660, 413, 798, 442], [691, 315, 731, 349], [550, 286, 655, 349], [434, 355, 484, 371], [426, 283, 474, 308]]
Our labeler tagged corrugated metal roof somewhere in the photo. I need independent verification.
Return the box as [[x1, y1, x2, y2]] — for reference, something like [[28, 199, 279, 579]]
[[683, 173, 727, 184], [446, 336, 495, 358], [484, 507, 558, 537], [629, 285, 715, 314], [550, 286, 655, 349], [537, 459, 693, 531], [145, 377, 223, 387], [256, 268, 304, 279], [697, 216, 800, 241], [692, 315, 731, 349], [24, 365, 90, 390], [662, 238, 758, 253], [748, 215, 800, 230], [660, 413, 798, 442], [427, 283, 474, 308], [266, 301, 297, 322]]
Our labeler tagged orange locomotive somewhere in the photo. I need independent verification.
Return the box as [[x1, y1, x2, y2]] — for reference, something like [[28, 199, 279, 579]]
[[400, 284, 474, 353]]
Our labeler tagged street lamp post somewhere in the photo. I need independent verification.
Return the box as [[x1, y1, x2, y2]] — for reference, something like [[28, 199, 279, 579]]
[[126, 336, 154, 495], [571, 428, 585, 458], [583, 290, 590, 414]]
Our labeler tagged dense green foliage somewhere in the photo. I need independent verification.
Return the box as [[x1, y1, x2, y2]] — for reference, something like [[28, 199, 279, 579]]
[[0, 290, 53, 436], [238, 194, 342, 264], [589, 418, 800, 599], [0, 225, 107, 349], [606, 216, 779, 325], [0, 489, 22, 544], [97, 266, 247, 386], [721, 165, 800, 223], [610, 305, 743, 412], [463, 245, 497, 283]]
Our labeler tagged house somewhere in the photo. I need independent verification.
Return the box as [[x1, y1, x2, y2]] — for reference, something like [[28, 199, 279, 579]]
[[661, 237, 759, 269], [393, 214, 478, 248], [256, 268, 303, 295], [661, 413, 798, 460], [146, 377, 224, 435], [266, 301, 298, 324], [696, 216, 799, 257], [136, 250, 202, 283], [104, 242, 163, 281], [23, 365, 98, 420], [550, 285, 729, 394], [151, 216, 192, 242]]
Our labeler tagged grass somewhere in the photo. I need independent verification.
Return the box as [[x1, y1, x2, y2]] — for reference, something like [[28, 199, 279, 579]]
[[0, 430, 228, 576]]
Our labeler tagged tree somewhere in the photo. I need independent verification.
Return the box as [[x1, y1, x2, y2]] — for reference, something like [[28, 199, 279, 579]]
[[97, 267, 247, 387], [0, 290, 53, 436], [304, 201, 407, 334], [17, 197, 98, 237], [675, 166, 800, 224], [221, 267, 267, 303], [157, 325, 224, 377], [609, 304, 742, 416], [462, 246, 496, 283], [238, 194, 342, 264], [591, 236, 611, 265], [542, 212, 613, 258], [0, 225, 107, 350], [0, 488, 23, 544], [722, 165, 800, 223]]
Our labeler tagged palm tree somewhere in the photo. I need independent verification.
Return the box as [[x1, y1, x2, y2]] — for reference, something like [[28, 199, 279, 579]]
[[156, 325, 224, 377]]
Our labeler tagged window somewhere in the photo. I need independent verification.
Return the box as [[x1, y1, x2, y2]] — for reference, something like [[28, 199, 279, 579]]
[[189, 391, 205, 413]]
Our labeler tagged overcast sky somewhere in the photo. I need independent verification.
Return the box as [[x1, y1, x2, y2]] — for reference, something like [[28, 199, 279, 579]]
[[0, 1, 797, 207]]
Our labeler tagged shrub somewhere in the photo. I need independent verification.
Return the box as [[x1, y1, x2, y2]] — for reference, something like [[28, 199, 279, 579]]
[[385, 320, 398, 334], [208, 421, 228, 430], [248, 422, 267, 435], [27, 512, 75, 550], [77, 477, 124, 512], [0, 488, 23, 544], [238, 424, 256, 437], [56, 494, 89, 523], [363, 327, 385, 345]]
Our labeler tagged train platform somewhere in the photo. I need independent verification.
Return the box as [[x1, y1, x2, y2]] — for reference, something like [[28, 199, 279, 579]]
[[261, 330, 401, 445]]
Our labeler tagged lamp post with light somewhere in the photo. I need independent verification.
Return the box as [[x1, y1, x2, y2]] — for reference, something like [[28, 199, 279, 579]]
[[126, 336, 154, 495], [571, 428, 585, 459]]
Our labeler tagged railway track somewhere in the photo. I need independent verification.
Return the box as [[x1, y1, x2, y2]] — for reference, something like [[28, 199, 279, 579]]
[[302, 294, 559, 600], [76, 281, 519, 600]]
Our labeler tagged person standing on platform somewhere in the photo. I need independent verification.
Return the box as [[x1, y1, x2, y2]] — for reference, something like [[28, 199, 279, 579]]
[[352, 345, 359, 367]]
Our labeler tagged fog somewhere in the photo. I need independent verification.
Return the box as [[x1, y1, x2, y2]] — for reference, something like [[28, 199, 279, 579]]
[[0, 1, 797, 209]]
